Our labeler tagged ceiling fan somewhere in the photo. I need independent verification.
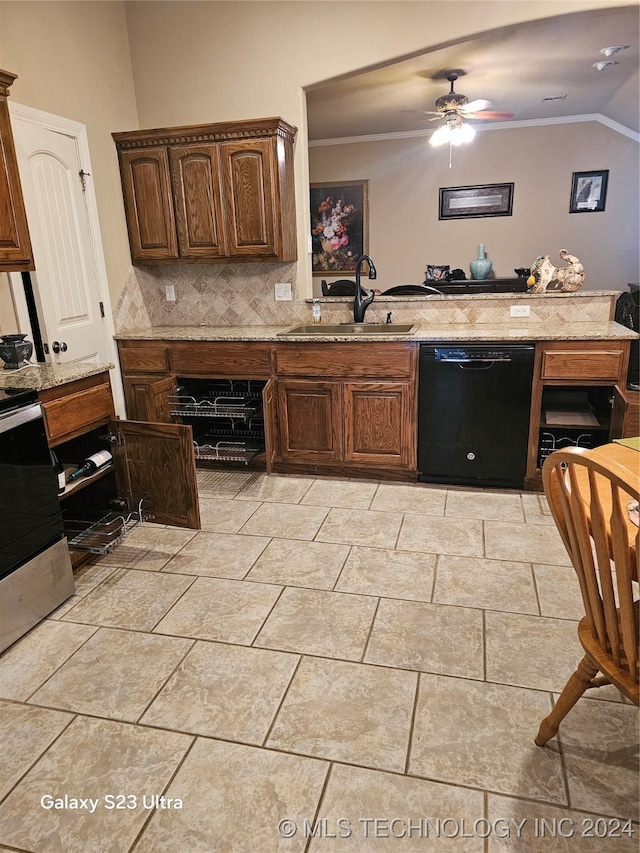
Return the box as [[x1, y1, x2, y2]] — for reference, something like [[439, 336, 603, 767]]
[[427, 72, 514, 155]]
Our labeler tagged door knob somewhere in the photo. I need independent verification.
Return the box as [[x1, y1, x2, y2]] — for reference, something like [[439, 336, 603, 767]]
[[52, 341, 68, 354]]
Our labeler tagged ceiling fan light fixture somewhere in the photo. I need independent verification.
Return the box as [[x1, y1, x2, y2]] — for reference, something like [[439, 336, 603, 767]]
[[429, 123, 452, 147], [452, 121, 476, 145], [429, 119, 475, 148], [593, 60, 618, 71]]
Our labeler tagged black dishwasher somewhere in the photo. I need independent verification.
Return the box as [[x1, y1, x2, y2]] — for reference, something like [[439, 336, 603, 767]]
[[418, 344, 535, 488]]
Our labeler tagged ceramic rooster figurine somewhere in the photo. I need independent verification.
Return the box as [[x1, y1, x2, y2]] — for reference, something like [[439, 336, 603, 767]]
[[527, 249, 584, 293]]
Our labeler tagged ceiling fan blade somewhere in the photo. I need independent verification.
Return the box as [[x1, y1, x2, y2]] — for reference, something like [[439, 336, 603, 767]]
[[466, 109, 515, 120], [464, 98, 491, 112]]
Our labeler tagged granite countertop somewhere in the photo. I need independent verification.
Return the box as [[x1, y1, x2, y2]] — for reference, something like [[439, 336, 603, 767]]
[[115, 321, 637, 343], [0, 361, 113, 391]]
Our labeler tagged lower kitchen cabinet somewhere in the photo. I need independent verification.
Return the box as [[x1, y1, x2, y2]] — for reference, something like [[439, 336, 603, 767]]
[[275, 377, 415, 474], [41, 371, 200, 565], [525, 339, 631, 487], [273, 342, 418, 477], [123, 374, 174, 423], [116, 335, 632, 488], [277, 380, 342, 464], [344, 381, 414, 468], [611, 384, 640, 438]]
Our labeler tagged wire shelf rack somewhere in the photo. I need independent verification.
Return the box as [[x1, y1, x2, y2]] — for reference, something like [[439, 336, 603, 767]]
[[64, 500, 145, 554], [537, 431, 595, 468], [193, 437, 264, 464], [169, 394, 261, 420]]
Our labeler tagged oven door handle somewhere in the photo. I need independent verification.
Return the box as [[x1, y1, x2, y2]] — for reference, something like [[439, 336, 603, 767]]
[[0, 402, 43, 433]]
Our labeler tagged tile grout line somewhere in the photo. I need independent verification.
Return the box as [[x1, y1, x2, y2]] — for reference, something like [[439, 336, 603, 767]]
[[0, 710, 78, 808], [303, 762, 335, 853], [403, 670, 422, 777], [359, 596, 382, 664], [260, 654, 304, 749], [134, 638, 197, 726], [126, 734, 198, 853]]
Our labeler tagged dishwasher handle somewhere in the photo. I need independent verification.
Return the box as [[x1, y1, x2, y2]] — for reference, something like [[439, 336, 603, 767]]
[[441, 356, 513, 363]]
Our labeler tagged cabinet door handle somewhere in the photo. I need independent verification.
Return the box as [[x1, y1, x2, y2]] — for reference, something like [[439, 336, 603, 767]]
[[52, 341, 68, 354]]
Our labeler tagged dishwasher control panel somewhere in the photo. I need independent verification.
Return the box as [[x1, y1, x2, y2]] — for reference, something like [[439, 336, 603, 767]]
[[434, 347, 513, 362]]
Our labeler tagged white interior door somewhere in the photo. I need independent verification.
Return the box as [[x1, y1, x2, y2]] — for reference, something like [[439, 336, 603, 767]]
[[10, 108, 110, 366]]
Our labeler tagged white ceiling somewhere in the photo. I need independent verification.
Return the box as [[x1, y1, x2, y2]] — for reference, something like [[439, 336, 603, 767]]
[[306, 6, 640, 142]]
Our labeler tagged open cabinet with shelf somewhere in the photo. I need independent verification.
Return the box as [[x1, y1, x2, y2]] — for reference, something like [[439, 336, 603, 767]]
[[170, 378, 268, 467], [41, 372, 200, 561], [536, 386, 614, 468]]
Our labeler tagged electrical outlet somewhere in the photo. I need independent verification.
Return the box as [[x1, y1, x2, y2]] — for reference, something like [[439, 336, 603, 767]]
[[275, 282, 292, 301], [510, 304, 530, 318], [165, 284, 176, 302]]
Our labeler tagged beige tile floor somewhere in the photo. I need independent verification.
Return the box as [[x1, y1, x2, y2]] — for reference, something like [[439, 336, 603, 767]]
[[0, 470, 638, 852]]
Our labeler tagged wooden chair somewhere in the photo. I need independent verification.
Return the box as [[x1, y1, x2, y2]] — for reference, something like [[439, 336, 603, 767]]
[[535, 446, 639, 746]]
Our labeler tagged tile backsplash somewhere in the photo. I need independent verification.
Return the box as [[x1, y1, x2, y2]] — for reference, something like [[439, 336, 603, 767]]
[[113, 263, 307, 332], [113, 264, 616, 332]]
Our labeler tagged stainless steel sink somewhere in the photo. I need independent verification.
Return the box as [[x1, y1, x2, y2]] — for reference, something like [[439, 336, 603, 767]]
[[278, 323, 416, 336]]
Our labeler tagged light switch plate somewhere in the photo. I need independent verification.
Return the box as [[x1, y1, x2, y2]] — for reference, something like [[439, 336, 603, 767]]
[[165, 284, 176, 302], [510, 304, 530, 317], [275, 282, 292, 301]]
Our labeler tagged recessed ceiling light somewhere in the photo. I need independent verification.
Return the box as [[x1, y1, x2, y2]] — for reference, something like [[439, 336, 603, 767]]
[[593, 60, 618, 71], [600, 45, 629, 57]]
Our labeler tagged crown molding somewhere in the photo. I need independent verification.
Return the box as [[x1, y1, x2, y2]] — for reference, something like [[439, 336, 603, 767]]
[[309, 113, 639, 147]]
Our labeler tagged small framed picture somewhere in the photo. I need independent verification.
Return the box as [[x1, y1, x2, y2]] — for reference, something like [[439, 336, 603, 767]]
[[569, 170, 609, 213]]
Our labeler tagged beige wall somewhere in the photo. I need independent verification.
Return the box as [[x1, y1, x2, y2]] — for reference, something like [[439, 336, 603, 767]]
[[309, 122, 639, 291], [123, 0, 636, 300], [0, 0, 636, 311], [0, 273, 18, 333], [0, 1, 138, 304]]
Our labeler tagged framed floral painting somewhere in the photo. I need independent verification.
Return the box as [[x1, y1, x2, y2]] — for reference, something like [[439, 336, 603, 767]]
[[310, 180, 369, 274]]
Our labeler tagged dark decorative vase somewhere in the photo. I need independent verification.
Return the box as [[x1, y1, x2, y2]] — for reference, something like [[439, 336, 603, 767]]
[[0, 334, 33, 369]]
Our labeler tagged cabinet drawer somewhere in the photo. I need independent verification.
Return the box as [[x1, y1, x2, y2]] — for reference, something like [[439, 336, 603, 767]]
[[169, 341, 272, 376], [118, 342, 169, 373], [540, 343, 626, 381], [42, 382, 115, 445], [275, 342, 415, 378]]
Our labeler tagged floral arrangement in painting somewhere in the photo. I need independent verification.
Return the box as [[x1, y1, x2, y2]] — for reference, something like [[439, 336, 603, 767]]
[[310, 182, 367, 273]]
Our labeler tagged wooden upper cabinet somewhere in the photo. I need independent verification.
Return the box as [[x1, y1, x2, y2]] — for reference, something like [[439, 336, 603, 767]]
[[113, 117, 297, 265], [221, 140, 276, 258], [117, 148, 178, 262], [170, 144, 227, 259], [0, 70, 34, 272]]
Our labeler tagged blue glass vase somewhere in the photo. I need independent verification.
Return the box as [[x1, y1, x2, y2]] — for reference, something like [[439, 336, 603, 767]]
[[470, 244, 492, 280]]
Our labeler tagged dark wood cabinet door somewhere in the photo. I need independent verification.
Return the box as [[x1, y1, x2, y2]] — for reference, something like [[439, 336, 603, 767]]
[[220, 140, 277, 258], [262, 377, 278, 472], [170, 144, 227, 259], [0, 70, 34, 271], [118, 148, 178, 262], [113, 419, 200, 529], [277, 379, 342, 463], [343, 381, 415, 469], [123, 375, 174, 423]]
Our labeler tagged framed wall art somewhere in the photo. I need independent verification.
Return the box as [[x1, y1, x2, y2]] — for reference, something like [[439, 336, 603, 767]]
[[439, 183, 514, 220], [310, 180, 369, 274], [569, 170, 608, 213]]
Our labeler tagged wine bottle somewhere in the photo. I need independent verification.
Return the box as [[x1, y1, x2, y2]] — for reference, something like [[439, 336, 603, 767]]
[[67, 450, 113, 482], [50, 449, 66, 494]]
